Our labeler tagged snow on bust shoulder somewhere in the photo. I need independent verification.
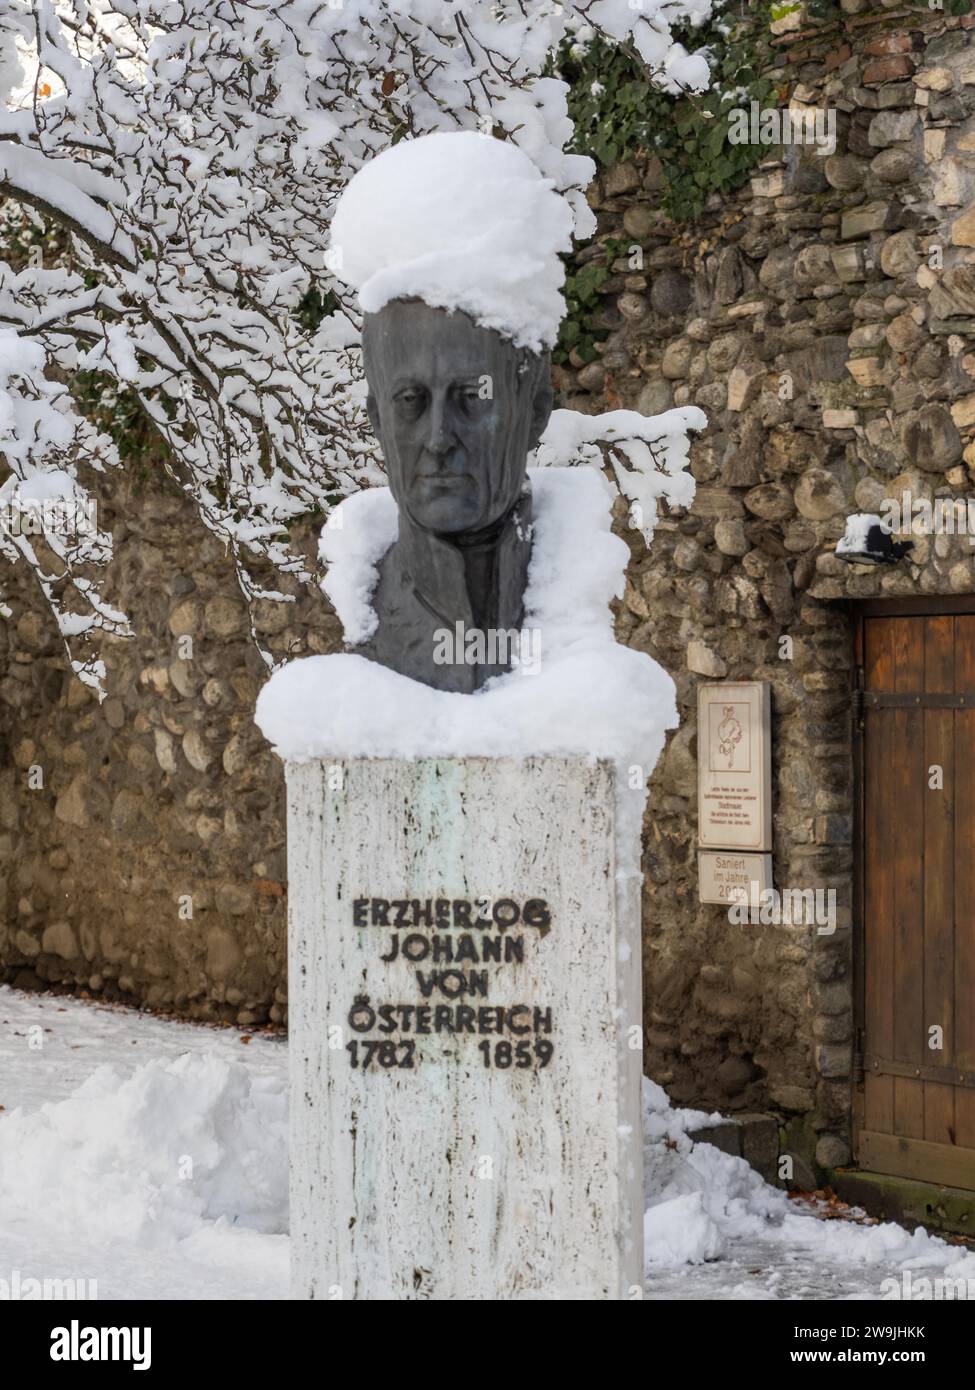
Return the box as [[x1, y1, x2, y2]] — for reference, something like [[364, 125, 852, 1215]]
[[255, 467, 678, 765]]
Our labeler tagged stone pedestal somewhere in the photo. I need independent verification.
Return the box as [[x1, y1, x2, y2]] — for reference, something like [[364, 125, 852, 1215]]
[[287, 756, 644, 1300]]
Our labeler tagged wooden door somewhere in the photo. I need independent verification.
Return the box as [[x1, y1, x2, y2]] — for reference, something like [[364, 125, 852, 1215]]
[[855, 607, 975, 1190]]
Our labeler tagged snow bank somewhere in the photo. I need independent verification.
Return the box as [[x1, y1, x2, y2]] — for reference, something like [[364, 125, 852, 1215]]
[[329, 131, 574, 352], [0, 1052, 287, 1254], [641, 1076, 975, 1287], [256, 467, 678, 765], [645, 1191, 725, 1265]]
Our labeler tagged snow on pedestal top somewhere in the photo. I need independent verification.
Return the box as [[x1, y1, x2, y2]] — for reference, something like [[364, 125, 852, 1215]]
[[254, 466, 678, 765], [328, 131, 575, 352]]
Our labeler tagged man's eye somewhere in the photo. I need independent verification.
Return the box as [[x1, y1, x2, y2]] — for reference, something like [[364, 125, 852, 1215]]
[[396, 389, 425, 411]]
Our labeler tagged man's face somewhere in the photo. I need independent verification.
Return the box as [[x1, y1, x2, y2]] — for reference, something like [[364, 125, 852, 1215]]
[[362, 300, 552, 534]]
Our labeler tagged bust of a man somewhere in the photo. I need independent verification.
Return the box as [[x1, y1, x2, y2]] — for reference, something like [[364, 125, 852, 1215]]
[[327, 129, 573, 694], [355, 299, 552, 692]]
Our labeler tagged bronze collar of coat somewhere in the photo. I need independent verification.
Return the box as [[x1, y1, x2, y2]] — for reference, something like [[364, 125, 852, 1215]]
[[394, 487, 533, 634]]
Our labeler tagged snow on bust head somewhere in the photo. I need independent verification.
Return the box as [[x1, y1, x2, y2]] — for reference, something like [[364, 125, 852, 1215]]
[[328, 129, 574, 353], [321, 131, 575, 693]]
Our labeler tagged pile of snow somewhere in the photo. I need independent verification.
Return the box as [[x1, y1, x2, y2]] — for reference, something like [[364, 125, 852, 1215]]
[[646, 1192, 726, 1265], [329, 131, 574, 352], [641, 1076, 975, 1290], [0, 1051, 287, 1254], [256, 466, 678, 765]]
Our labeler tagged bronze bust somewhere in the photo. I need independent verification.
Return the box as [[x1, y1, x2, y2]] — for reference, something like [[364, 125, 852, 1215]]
[[354, 298, 553, 693]]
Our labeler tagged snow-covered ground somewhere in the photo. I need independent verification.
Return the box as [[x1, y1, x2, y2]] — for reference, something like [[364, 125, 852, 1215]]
[[641, 1081, 975, 1300], [1, 985, 972, 1301], [0, 986, 287, 1300]]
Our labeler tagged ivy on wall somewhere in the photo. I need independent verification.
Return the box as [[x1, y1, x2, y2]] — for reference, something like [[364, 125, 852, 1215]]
[[556, 4, 777, 224], [556, 237, 628, 366], [552, 0, 972, 366]]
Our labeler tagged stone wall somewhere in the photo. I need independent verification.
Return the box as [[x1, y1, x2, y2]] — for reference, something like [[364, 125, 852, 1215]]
[[3, 4, 975, 1174], [555, 6, 975, 1170], [0, 471, 338, 1026]]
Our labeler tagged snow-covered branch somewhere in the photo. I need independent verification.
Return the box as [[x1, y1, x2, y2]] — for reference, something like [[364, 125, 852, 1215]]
[[534, 405, 707, 544], [0, 0, 713, 687]]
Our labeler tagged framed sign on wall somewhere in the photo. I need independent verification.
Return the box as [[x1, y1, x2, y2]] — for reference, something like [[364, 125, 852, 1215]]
[[697, 680, 773, 906]]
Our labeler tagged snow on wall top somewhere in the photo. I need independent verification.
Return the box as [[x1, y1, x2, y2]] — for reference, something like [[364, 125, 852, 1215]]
[[255, 466, 678, 764], [328, 131, 575, 352]]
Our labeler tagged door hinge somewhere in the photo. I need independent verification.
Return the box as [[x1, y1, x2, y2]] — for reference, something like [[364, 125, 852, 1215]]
[[851, 672, 865, 733], [851, 688, 863, 720], [852, 1030, 865, 1084]]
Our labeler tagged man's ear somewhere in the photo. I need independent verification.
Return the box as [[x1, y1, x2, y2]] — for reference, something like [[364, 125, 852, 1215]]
[[366, 392, 381, 440], [527, 365, 554, 453]]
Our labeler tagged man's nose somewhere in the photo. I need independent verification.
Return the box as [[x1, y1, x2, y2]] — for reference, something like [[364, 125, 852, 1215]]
[[424, 394, 455, 458]]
